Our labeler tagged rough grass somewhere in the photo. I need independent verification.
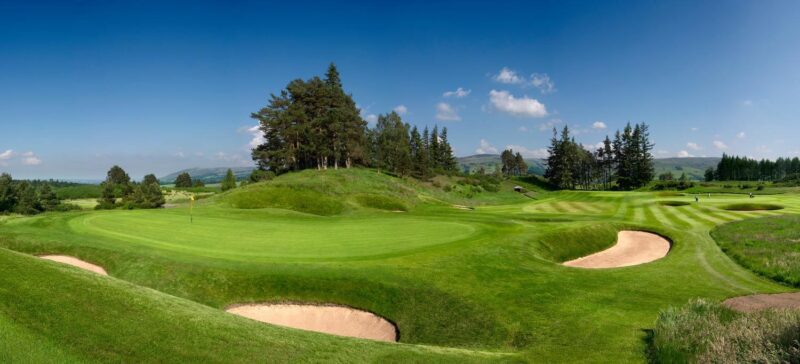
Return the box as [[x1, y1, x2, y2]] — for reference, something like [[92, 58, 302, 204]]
[[54, 184, 102, 199], [659, 200, 691, 207], [721, 203, 784, 211], [354, 194, 408, 211], [651, 299, 800, 363], [712, 215, 800, 287]]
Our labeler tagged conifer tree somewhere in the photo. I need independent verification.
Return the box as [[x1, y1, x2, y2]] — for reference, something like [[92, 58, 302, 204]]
[[221, 169, 237, 191]]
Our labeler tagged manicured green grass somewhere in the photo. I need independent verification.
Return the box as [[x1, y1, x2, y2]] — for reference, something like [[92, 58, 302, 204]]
[[712, 215, 800, 287], [2, 169, 799, 363]]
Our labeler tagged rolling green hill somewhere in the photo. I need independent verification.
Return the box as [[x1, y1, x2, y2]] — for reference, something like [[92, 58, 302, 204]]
[[653, 157, 720, 180], [457, 154, 547, 175], [160, 167, 255, 184]]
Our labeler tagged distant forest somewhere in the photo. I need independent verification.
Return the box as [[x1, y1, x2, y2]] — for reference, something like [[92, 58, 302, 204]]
[[706, 154, 800, 182], [250, 64, 457, 178]]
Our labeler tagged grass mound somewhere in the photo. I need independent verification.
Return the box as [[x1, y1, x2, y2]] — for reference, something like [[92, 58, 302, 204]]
[[721, 203, 784, 211], [534, 223, 620, 262], [651, 299, 800, 363], [712, 215, 800, 286], [656, 191, 685, 197], [224, 186, 345, 215], [658, 200, 690, 207], [218, 169, 424, 215], [354, 194, 407, 211]]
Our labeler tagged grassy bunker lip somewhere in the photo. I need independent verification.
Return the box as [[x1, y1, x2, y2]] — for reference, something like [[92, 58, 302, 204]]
[[658, 200, 690, 207], [562, 230, 672, 269], [226, 303, 398, 342], [721, 203, 784, 211]]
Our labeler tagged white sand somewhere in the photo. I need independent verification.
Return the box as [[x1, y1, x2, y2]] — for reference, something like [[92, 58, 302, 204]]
[[226, 304, 397, 342], [39, 255, 108, 275], [562, 231, 670, 268]]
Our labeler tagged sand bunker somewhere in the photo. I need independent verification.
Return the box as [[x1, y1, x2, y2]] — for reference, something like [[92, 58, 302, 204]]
[[226, 304, 397, 342], [39, 255, 108, 275], [723, 292, 800, 312], [562, 231, 671, 269]]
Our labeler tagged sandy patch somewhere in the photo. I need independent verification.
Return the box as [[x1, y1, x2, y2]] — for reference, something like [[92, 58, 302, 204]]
[[562, 231, 671, 269], [723, 292, 800, 312], [39, 255, 108, 275], [226, 304, 397, 342], [452, 205, 474, 210]]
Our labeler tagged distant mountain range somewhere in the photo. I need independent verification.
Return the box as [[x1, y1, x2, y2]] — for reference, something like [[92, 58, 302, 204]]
[[159, 167, 255, 184], [456, 154, 720, 181]]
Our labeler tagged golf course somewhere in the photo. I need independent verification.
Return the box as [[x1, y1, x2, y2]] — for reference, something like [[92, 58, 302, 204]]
[[2, 168, 799, 362]]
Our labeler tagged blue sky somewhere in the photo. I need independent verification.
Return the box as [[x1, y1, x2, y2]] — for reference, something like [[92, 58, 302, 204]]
[[1, 1, 799, 179]]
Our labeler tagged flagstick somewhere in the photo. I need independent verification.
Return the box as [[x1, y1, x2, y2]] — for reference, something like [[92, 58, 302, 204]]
[[190, 194, 195, 223]]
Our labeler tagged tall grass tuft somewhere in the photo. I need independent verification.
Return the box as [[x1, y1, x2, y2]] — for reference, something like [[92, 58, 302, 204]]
[[652, 299, 800, 363]]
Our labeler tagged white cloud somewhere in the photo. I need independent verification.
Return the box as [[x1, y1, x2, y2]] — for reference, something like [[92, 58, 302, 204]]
[[690, 127, 698, 132], [713, 140, 728, 151], [365, 114, 378, 124], [677, 150, 693, 158], [493, 67, 524, 84], [592, 121, 607, 130], [582, 142, 605, 151], [742, 99, 753, 107], [538, 118, 562, 132], [518, 126, 528, 132], [506, 145, 549, 159], [435, 102, 461, 121], [21, 152, 41, 166], [489, 90, 548, 118], [475, 139, 498, 154], [245, 125, 265, 149], [0, 150, 12, 160], [737, 132, 746, 139], [393, 105, 408, 115], [530, 73, 555, 94], [687, 142, 702, 151], [443, 87, 471, 98]]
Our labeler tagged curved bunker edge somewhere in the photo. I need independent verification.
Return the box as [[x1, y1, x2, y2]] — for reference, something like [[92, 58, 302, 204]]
[[562, 230, 672, 269]]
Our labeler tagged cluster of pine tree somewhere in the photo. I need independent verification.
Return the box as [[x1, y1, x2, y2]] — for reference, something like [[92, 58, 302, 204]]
[[251, 64, 458, 178], [706, 154, 800, 182], [0, 173, 62, 215], [500, 149, 527, 176], [369, 112, 457, 178], [97, 166, 165, 209], [545, 123, 654, 190]]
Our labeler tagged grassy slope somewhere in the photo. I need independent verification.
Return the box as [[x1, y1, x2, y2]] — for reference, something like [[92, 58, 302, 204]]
[[2, 169, 800, 362]]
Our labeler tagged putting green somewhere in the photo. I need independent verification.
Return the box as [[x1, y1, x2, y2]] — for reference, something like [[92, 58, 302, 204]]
[[67, 209, 477, 261]]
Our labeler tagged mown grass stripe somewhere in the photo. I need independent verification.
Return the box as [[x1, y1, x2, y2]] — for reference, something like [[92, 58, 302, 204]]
[[658, 204, 696, 228]]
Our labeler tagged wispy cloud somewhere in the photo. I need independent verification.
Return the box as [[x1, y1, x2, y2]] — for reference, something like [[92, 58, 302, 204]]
[[530, 73, 555, 94], [677, 150, 693, 158], [713, 140, 728, 151], [365, 114, 378, 124], [687, 142, 702, 151], [506, 145, 549, 158], [538, 119, 563, 132], [493, 67, 524, 84], [475, 139, 498, 154], [489, 90, 547, 118], [393, 105, 408, 115], [592, 121, 607, 130], [20, 151, 42, 166], [518, 126, 528, 132], [443, 87, 471, 98], [737, 132, 746, 139], [435, 102, 461, 121]]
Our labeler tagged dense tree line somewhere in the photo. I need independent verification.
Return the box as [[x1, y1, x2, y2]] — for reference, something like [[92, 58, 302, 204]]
[[706, 154, 800, 182], [0, 173, 62, 215], [251, 64, 457, 178], [545, 122, 654, 190], [97, 166, 165, 209]]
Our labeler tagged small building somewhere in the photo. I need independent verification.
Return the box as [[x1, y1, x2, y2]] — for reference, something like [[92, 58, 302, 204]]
[[513, 185, 524, 192]]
